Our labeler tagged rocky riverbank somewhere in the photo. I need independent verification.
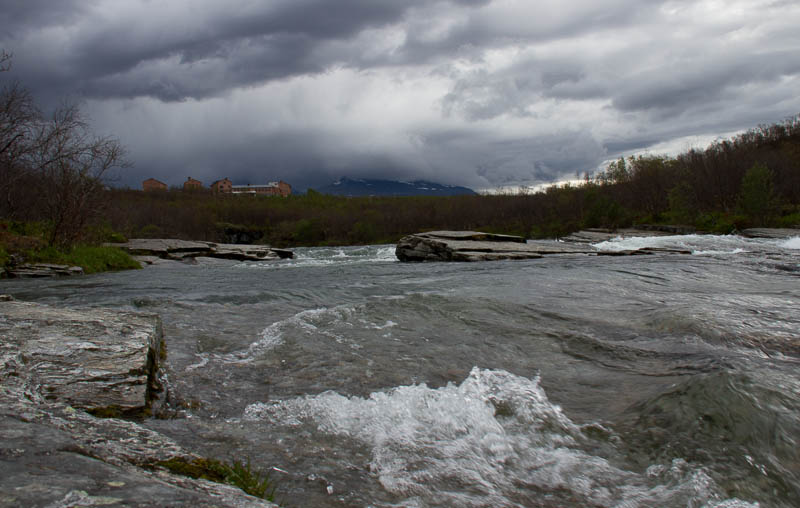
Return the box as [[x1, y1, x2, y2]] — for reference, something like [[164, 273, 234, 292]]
[[2, 263, 85, 279], [0, 296, 277, 507], [108, 239, 294, 263]]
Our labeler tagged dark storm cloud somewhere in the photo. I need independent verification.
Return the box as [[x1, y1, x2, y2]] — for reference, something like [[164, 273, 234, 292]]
[[3, 0, 799, 190], [0, 0, 88, 36], [2, 0, 491, 103], [398, 0, 660, 60]]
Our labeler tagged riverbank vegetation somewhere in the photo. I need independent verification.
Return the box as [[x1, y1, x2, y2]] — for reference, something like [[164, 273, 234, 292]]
[[1, 51, 137, 273], [103, 115, 800, 247], [153, 456, 276, 502], [0, 220, 139, 273]]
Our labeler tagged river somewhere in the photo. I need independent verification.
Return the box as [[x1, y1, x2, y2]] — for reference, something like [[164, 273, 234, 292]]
[[3, 234, 799, 507]]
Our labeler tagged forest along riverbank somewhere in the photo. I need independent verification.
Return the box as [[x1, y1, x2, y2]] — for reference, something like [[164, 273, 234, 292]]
[[1, 233, 798, 507]]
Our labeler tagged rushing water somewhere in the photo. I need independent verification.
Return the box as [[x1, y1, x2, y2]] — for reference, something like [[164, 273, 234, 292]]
[[3, 235, 800, 507]]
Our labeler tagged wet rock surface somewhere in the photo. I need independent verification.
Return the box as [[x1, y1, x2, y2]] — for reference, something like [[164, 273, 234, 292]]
[[396, 229, 704, 262], [740, 227, 800, 239], [0, 299, 165, 416], [2, 263, 84, 279], [109, 238, 293, 262], [559, 228, 676, 243], [396, 231, 551, 262], [0, 297, 277, 507]]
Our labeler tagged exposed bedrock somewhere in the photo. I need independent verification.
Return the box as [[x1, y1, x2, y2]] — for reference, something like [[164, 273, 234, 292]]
[[0, 297, 277, 507], [2, 263, 85, 279], [108, 238, 294, 262], [395, 230, 595, 262], [395, 229, 698, 262]]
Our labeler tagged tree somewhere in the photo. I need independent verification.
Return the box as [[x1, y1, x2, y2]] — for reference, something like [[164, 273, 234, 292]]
[[1, 54, 40, 218], [738, 162, 775, 225], [34, 103, 129, 246], [0, 50, 11, 72], [1, 51, 129, 246]]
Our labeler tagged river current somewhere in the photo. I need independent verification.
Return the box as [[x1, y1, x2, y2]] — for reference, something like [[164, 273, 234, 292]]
[[4, 234, 800, 507]]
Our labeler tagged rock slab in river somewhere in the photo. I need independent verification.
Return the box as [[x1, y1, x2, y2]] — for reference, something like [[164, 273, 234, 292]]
[[396, 231, 596, 261], [109, 238, 294, 261], [396, 230, 702, 262], [2, 263, 84, 279]]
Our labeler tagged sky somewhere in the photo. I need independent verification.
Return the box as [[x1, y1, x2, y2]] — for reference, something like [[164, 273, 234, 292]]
[[2, 0, 799, 192]]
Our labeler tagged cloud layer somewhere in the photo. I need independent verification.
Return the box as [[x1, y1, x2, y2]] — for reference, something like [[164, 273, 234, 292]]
[[2, 0, 799, 190]]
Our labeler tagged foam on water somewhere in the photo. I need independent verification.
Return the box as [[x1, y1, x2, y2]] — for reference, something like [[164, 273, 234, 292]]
[[778, 236, 800, 249], [242, 305, 357, 359], [591, 234, 768, 256], [239, 244, 397, 269], [245, 367, 758, 507]]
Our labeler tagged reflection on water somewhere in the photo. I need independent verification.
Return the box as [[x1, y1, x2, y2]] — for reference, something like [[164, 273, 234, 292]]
[[2, 235, 799, 507]]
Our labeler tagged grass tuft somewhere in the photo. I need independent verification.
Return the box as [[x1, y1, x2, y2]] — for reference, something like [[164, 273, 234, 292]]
[[155, 456, 276, 501]]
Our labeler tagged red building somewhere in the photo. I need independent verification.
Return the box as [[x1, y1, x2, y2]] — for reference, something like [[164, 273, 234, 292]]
[[142, 178, 167, 191], [210, 178, 233, 193], [230, 180, 292, 197], [183, 177, 203, 191]]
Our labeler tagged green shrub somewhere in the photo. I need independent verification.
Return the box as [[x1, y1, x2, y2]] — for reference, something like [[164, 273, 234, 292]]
[[27, 245, 140, 273], [138, 224, 163, 238], [86, 222, 128, 243], [738, 162, 776, 225], [775, 209, 800, 228], [694, 212, 747, 234]]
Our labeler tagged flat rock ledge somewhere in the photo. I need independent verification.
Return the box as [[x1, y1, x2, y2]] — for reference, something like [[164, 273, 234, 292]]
[[396, 231, 589, 262], [108, 238, 293, 262], [559, 228, 679, 243], [2, 263, 84, 279], [740, 228, 800, 239], [395, 229, 697, 262], [0, 296, 276, 507]]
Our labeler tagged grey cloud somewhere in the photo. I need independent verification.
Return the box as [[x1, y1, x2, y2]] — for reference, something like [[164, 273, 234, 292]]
[[441, 56, 602, 120], [3, 0, 490, 104], [413, 128, 607, 188], [612, 49, 800, 117], [397, 0, 668, 65], [80, 33, 322, 102], [0, 0, 87, 37]]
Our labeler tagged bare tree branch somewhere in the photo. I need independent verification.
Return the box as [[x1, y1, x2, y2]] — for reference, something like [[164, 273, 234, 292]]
[[2, 62, 129, 245], [0, 50, 11, 72]]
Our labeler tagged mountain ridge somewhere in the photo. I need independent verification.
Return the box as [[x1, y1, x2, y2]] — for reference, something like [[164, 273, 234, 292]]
[[315, 177, 477, 197]]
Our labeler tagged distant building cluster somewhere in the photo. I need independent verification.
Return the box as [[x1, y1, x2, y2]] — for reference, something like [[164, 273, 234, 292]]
[[141, 177, 292, 197]]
